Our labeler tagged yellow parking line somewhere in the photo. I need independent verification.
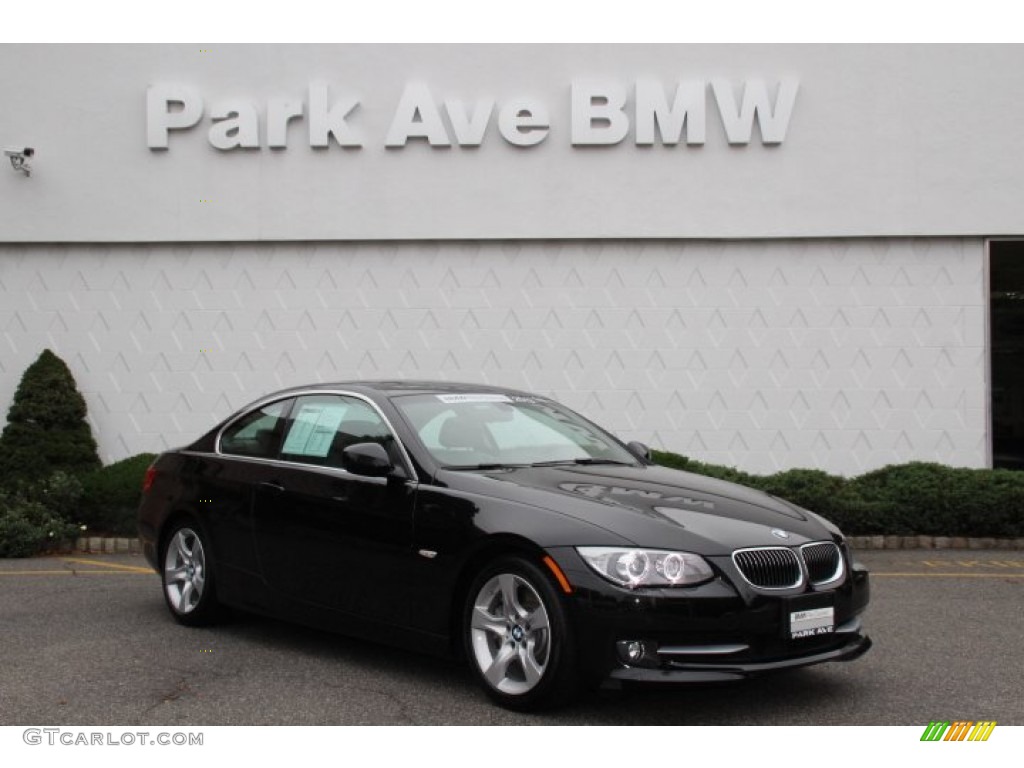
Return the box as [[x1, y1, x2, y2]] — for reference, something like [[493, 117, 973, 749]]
[[0, 569, 149, 576], [872, 572, 1024, 578], [60, 557, 153, 574]]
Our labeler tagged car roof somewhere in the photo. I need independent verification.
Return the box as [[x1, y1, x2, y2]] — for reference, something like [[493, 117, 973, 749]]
[[257, 380, 542, 399]]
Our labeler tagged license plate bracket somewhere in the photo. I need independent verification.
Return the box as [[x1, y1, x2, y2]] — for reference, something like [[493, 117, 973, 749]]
[[785, 594, 835, 640]]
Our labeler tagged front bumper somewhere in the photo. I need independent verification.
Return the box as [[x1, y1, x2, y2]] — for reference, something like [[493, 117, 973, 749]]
[[608, 620, 872, 683], [547, 544, 872, 686]]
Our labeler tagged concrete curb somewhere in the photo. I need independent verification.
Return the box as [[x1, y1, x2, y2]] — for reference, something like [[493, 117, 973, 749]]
[[75, 537, 142, 555], [73, 535, 1024, 553]]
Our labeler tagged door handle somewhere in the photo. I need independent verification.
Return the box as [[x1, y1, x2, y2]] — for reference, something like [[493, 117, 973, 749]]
[[259, 481, 286, 494]]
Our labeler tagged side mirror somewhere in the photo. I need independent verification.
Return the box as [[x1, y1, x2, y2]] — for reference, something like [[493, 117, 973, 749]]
[[627, 441, 652, 462], [342, 442, 394, 477]]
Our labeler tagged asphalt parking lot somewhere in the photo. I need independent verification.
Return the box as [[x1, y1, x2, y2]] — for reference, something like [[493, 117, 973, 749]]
[[0, 550, 1021, 725]]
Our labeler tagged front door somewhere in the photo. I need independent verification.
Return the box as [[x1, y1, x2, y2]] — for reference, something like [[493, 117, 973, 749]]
[[252, 393, 417, 625]]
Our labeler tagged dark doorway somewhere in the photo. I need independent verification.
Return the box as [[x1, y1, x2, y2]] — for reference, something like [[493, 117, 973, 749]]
[[990, 241, 1024, 468]]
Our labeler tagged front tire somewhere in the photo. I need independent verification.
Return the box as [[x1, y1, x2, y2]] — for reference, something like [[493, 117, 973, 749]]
[[463, 556, 578, 711], [161, 520, 221, 626]]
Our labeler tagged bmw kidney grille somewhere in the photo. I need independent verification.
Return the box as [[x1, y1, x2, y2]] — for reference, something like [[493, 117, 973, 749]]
[[732, 542, 843, 589]]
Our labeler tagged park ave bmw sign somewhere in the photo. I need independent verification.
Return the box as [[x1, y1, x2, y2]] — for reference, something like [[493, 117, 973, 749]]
[[146, 79, 799, 151]]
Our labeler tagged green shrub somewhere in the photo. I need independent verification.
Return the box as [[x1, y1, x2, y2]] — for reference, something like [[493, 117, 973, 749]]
[[0, 349, 100, 486], [847, 463, 1024, 537], [78, 453, 157, 536], [0, 475, 82, 557], [652, 451, 1024, 538], [821, 497, 892, 537], [758, 469, 849, 520], [847, 463, 954, 535], [36, 470, 85, 519]]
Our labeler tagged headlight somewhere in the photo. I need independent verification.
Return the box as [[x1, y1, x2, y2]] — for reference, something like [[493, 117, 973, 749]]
[[576, 547, 714, 588]]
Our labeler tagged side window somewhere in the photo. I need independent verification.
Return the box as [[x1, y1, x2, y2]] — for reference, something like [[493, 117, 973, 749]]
[[220, 399, 292, 458], [279, 395, 400, 469]]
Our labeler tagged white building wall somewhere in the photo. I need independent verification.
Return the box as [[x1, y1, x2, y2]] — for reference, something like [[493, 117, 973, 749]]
[[0, 237, 987, 475], [2, 45, 1024, 242]]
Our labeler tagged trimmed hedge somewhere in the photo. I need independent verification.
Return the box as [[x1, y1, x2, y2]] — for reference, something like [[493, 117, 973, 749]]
[[78, 453, 157, 536], [652, 451, 1024, 538]]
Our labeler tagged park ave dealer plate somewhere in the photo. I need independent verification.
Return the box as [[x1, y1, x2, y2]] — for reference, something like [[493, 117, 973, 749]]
[[790, 606, 835, 639]]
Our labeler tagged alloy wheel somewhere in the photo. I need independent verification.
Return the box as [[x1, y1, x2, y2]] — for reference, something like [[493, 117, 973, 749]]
[[163, 527, 206, 615], [469, 572, 551, 695]]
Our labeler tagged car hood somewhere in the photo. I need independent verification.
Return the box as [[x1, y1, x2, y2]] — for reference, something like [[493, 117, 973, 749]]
[[441, 464, 836, 554]]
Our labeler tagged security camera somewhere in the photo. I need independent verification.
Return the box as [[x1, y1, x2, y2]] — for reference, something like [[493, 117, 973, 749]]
[[4, 147, 34, 176]]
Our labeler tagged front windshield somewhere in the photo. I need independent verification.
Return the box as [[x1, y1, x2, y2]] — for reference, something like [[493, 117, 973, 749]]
[[392, 393, 639, 468]]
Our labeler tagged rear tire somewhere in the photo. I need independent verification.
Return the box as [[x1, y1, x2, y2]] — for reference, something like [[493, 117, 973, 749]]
[[160, 519, 222, 626], [463, 556, 578, 711]]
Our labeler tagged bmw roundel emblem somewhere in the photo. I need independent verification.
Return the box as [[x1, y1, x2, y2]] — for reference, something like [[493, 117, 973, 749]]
[[771, 528, 790, 540]]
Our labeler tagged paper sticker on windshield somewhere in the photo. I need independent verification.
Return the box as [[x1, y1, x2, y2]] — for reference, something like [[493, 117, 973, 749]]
[[282, 402, 347, 457], [436, 394, 511, 404]]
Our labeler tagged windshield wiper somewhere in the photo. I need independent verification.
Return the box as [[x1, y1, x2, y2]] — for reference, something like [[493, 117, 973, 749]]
[[529, 458, 635, 467], [448, 463, 528, 471], [449, 458, 635, 470]]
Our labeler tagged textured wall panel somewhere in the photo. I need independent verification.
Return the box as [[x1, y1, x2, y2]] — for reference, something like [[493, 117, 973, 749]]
[[0, 239, 987, 475]]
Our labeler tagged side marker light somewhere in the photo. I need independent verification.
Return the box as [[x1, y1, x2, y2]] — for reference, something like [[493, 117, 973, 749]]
[[542, 555, 574, 594]]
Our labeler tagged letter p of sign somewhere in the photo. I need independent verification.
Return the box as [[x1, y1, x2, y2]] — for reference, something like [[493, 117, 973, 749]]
[[147, 84, 203, 149]]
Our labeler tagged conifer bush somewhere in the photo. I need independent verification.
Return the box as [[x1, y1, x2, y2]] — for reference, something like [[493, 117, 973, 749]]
[[0, 349, 100, 485], [0, 350, 98, 555]]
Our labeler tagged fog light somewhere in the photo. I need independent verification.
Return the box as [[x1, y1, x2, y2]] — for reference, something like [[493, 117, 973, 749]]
[[626, 641, 644, 662], [616, 639, 650, 665]]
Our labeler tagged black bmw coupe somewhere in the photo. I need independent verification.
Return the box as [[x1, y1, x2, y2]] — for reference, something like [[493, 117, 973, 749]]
[[138, 381, 871, 710]]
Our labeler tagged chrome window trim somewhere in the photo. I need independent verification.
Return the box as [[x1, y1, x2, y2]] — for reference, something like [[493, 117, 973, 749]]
[[799, 541, 845, 587], [178, 450, 394, 487], [214, 389, 419, 483], [730, 546, 804, 590]]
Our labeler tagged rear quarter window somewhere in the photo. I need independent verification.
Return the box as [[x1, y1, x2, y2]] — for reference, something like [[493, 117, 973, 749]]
[[220, 399, 292, 458]]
